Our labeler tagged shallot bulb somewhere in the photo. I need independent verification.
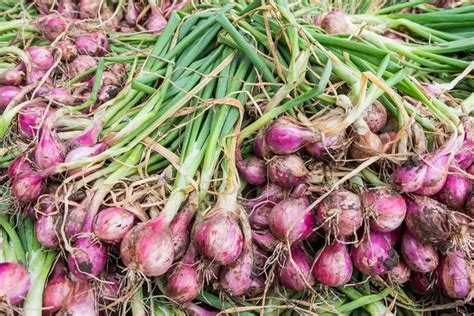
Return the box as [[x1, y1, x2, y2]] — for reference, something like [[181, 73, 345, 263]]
[[43, 263, 73, 315], [393, 157, 427, 193], [312, 242, 352, 287], [35, 120, 66, 170], [253, 129, 268, 159], [125, 0, 140, 25], [78, 0, 100, 19], [165, 245, 202, 304], [35, 196, 60, 248], [193, 211, 243, 266], [39, 15, 69, 41], [170, 197, 197, 260], [0, 86, 21, 112], [401, 230, 438, 273], [363, 101, 388, 133], [0, 262, 31, 305], [145, 6, 167, 32], [63, 200, 88, 239], [316, 189, 362, 238], [385, 260, 411, 284], [321, 11, 356, 34], [236, 155, 267, 185], [351, 231, 399, 276], [220, 241, 254, 296], [415, 152, 449, 196], [251, 229, 279, 253], [267, 154, 308, 188], [12, 171, 44, 202], [50, 88, 76, 106], [54, 40, 78, 62], [62, 280, 97, 315], [26, 68, 51, 85], [362, 188, 407, 232], [57, 0, 77, 19], [241, 183, 285, 211], [379, 131, 397, 153], [305, 131, 345, 160], [8, 156, 33, 179], [93, 207, 135, 243], [269, 196, 315, 244], [0, 65, 24, 86], [435, 166, 471, 210], [265, 117, 315, 154], [248, 204, 272, 230], [26, 46, 54, 70], [18, 103, 50, 138], [277, 244, 315, 291], [350, 119, 383, 160], [438, 251, 471, 299], [75, 32, 109, 57], [454, 123, 474, 169], [98, 84, 119, 102], [465, 195, 474, 218], [410, 272, 436, 294], [68, 237, 107, 280], [67, 55, 97, 78]]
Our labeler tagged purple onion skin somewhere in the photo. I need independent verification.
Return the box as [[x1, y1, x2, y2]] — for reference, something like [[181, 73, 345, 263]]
[[438, 251, 471, 299], [43, 266, 73, 315], [363, 102, 387, 133], [265, 118, 314, 154], [253, 129, 268, 159], [26, 46, 54, 70], [415, 153, 449, 196], [401, 230, 438, 273], [362, 188, 407, 233], [35, 201, 60, 248], [237, 155, 267, 185], [393, 157, 427, 193], [269, 196, 315, 244], [220, 242, 254, 296], [63, 280, 97, 315], [145, 7, 167, 32], [68, 236, 107, 280], [465, 195, 474, 218], [165, 245, 202, 304], [351, 231, 399, 276], [312, 242, 353, 287], [454, 127, 474, 169], [50, 88, 75, 106], [8, 156, 33, 179], [75, 32, 109, 57], [305, 131, 344, 160], [40, 15, 69, 41], [267, 154, 308, 188], [321, 11, 356, 34], [193, 212, 243, 266], [120, 220, 175, 276], [35, 122, 66, 170], [93, 207, 135, 243], [169, 201, 196, 260], [248, 204, 272, 230], [98, 84, 120, 102], [18, 103, 50, 139], [0, 86, 21, 112], [435, 167, 471, 210], [241, 183, 285, 211], [0, 66, 24, 86], [382, 228, 402, 247], [185, 303, 217, 316], [125, 1, 140, 25], [26, 68, 52, 85], [55, 40, 78, 62], [0, 262, 31, 305], [277, 244, 315, 291], [251, 229, 280, 253], [247, 276, 265, 297], [12, 172, 44, 202], [385, 260, 411, 285], [65, 143, 106, 175], [67, 55, 97, 78], [410, 272, 435, 295], [78, 0, 100, 19], [316, 189, 363, 237], [64, 202, 88, 239], [57, 0, 77, 19]]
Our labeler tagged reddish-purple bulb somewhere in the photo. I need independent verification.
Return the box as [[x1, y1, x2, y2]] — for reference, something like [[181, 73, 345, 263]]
[[312, 242, 352, 287], [0, 262, 31, 305]]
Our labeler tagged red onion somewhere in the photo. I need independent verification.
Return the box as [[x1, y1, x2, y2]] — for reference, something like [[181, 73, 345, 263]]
[[351, 231, 399, 276], [35, 120, 66, 170], [78, 0, 100, 19], [49, 88, 76, 106], [125, 0, 140, 25], [64, 143, 107, 174], [438, 251, 471, 299], [269, 196, 315, 244], [0, 65, 24, 86], [236, 155, 266, 185], [43, 262, 73, 315], [12, 171, 45, 202], [385, 260, 411, 284], [8, 156, 33, 179], [88, 71, 122, 88], [321, 11, 356, 34], [454, 121, 474, 169], [193, 211, 243, 266], [350, 119, 383, 160], [0, 262, 31, 305], [362, 188, 406, 232], [401, 230, 438, 273], [251, 229, 279, 253], [248, 204, 272, 230], [62, 280, 97, 315], [316, 189, 363, 237], [185, 303, 217, 316], [305, 131, 345, 160], [363, 102, 387, 133], [98, 273, 121, 302], [18, 103, 50, 138], [410, 272, 436, 294], [312, 242, 352, 287], [35, 196, 60, 248], [63, 200, 88, 239], [93, 207, 135, 243], [57, 0, 77, 19], [75, 32, 109, 57], [465, 195, 474, 218], [265, 117, 315, 154], [435, 166, 471, 210], [415, 152, 449, 195], [98, 84, 120, 102], [120, 218, 175, 276], [36, 0, 52, 15], [241, 183, 285, 211], [165, 245, 202, 304], [68, 236, 107, 280], [277, 244, 315, 291], [267, 154, 308, 188], [220, 240, 254, 296], [54, 40, 78, 62], [26, 46, 54, 70], [145, 6, 167, 32], [247, 276, 265, 297], [0, 86, 21, 112], [379, 131, 397, 153], [393, 157, 428, 192], [26, 68, 51, 85], [169, 198, 196, 260], [67, 55, 97, 78], [382, 228, 401, 247], [39, 15, 69, 41], [253, 129, 268, 159]]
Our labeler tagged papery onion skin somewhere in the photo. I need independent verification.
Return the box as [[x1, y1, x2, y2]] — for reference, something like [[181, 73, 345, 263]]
[[35, 200, 60, 248], [316, 189, 363, 237], [385, 260, 411, 284], [93, 207, 135, 243], [75, 32, 109, 57], [267, 154, 308, 188], [145, 7, 168, 32], [265, 117, 314, 155], [0, 67, 24, 86], [40, 15, 69, 41], [241, 183, 285, 211], [62, 280, 97, 315], [321, 11, 356, 34], [35, 121, 66, 170], [351, 231, 399, 276], [78, 0, 100, 19], [55, 40, 78, 62], [237, 155, 267, 186], [312, 242, 352, 287], [67, 55, 97, 78], [0, 86, 21, 112], [269, 196, 314, 244], [26, 46, 54, 70], [415, 153, 449, 196], [305, 131, 345, 160], [68, 237, 107, 280], [277, 244, 315, 291], [438, 251, 471, 299], [0, 262, 31, 305], [362, 188, 407, 232], [248, 205, 272, 230], [253, 129, 268, 159], [401, 230, 438, 273], [169, 197, 197, 260], [58, 0, 77, 18]]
